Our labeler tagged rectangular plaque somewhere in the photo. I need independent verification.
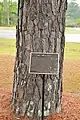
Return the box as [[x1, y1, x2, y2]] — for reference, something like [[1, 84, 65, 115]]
[[29, 52, 59, 75]]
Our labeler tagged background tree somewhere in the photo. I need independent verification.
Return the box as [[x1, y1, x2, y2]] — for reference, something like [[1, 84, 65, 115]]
[[0, 2, 3, 25], [0, 0, 17, 26], [11, 0, 67, 119], [8, 1, 18, 26], [3, 0, 9, 26], [66, 0, 80, 27]]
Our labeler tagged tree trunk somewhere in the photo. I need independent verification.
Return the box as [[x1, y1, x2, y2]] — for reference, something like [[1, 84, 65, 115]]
[[3, 0, 9, 26], [11, 0, 67, 119]]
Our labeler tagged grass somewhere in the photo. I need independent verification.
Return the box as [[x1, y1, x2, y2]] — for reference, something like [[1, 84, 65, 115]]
[[0, 38, 80, 60], [65, 27, 80, 34], [0, 26, 16, 30], [0, 38, 80, 92], [0, 38, 16, 56], [64, 42, 80, 60]]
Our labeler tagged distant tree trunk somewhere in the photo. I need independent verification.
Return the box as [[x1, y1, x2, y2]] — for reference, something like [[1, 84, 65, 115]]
[[0, 11, 1, 25], [3, 0, 9, 26], [11, 0, 67, 119]]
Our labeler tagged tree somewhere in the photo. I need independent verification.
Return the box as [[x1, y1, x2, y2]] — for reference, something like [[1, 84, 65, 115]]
[[0, 0, 17, 26], [66, 0, 80, 27], [8, 1, 18, 26], [11, 0, 67, 119], [0, 2, 3, 25], [67, 0, 80, 19], [3, 0, 9, 26]]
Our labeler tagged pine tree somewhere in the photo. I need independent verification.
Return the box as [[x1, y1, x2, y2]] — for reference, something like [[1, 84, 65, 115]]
[[11, 0, 67, 119]]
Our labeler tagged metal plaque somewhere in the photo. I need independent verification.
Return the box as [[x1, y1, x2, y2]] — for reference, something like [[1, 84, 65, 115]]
[[29, 52, 59, 75]]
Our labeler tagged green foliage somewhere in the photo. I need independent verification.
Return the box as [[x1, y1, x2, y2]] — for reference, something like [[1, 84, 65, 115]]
[[75, 18, 80, 27], [66, 0, 80, 27], [8, 1, 18, 26], [67, 0, 80, 19], [0, 2, 4, 25], [0, 1, 17, 26], [0, 0, 80, 27], [66, 18, 76, 27]]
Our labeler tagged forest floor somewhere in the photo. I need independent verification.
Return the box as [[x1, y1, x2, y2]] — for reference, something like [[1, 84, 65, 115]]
[[0, 55, 80, 120]]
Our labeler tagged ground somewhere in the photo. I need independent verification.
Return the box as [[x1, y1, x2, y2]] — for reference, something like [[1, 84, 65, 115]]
[[0, 89, 80, 120], [0, 55, 80, 120]]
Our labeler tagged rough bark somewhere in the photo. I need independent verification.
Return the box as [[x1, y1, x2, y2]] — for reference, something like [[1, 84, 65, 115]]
[[11, 0, 67, 119]]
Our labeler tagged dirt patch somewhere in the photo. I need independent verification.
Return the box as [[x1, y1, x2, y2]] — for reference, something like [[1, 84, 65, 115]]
[[0, 55, 15, 90], [63, 60, 80, 92], [0, 55, 80, 120], [0, 89, 12, 120], [0, 55, 80, 92], [0, 89, 80, 120]]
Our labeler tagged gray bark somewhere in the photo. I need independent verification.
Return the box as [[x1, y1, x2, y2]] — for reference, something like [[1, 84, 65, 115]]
[[11, 0, 67, 119]]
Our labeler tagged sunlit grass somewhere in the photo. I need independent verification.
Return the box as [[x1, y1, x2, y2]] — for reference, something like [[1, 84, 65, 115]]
[[0, 38, 80, 60], [64, 42, 80, 60], [0, 38, 16, 56], [0, 26, 16, 30], [0, 38, 80, 92]]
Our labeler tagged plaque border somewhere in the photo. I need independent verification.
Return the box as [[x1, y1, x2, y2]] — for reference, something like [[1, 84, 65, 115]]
[[29, 52, 59, 75]]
